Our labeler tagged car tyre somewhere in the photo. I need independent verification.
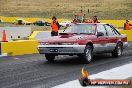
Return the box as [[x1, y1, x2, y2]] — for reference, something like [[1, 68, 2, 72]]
[[83, 45, 93, 64], [112, 43, 123, 57], [45, 54, 55, 62]]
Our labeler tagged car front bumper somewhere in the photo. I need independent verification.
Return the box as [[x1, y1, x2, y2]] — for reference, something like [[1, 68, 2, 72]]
[[37, 45, 86, 55]]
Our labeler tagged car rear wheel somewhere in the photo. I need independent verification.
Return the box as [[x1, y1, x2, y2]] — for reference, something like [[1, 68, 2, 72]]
[[83, 45, 93, 64], [45, 54, 55, 62], [112, 43, 123, 57]]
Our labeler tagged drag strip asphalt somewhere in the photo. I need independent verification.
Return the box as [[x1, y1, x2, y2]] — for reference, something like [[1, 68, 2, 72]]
[[0, 42, 132, 88]]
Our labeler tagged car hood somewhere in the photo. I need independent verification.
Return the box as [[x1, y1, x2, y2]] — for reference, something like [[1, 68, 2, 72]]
[[40, 33, 86, 43]]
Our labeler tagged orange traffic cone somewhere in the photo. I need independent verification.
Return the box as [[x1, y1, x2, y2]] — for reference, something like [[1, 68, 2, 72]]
[[2, 30, 8, 42]]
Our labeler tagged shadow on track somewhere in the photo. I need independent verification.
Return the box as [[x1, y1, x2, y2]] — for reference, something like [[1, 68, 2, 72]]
[[42, 53, 114, 65]]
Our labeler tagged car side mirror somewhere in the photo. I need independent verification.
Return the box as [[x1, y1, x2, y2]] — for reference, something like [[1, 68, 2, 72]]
[[97, 32, 104, 37]]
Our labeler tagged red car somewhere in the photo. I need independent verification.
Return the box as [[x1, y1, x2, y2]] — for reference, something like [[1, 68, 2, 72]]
[[38, 23, 128, 63]]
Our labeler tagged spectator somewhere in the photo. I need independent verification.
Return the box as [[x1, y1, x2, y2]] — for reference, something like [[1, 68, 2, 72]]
[[124, 20, 132, 30], [51, 16, 60, 36], [92, 16, 100, 23]]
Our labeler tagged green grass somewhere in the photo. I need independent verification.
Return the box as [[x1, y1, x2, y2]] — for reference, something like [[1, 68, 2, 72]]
[[0, 0, 132, 19]]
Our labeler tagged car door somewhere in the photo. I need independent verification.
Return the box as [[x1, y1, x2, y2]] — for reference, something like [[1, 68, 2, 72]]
[[93, 24, 110, 52], [104, 24, 119, 51]]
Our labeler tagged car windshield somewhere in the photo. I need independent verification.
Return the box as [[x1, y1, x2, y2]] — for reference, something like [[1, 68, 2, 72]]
[[64, 24, 96, 34]]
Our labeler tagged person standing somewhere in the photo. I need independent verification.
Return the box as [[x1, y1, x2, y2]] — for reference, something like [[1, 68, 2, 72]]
[[92, 16, 100, 23], [124, 20, 132, 30], [51, 16, 59, 36]]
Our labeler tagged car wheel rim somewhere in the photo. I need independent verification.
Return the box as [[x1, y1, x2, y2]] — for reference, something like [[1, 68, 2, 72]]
[[117, 46, 122, 56], [85, 49, 92, 61]]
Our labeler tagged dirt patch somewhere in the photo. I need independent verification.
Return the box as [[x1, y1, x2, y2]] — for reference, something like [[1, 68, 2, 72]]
[[0, 0, 132, 19]]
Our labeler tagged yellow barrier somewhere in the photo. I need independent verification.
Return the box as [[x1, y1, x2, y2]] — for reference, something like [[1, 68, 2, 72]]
[[1, 16, 131, 27], [28, 30, 64, 40], [28, 31, 51, 40], [1, 40, 38, 56], [99, 20, 132, 27], [0, 16, 63, 23], [28, 31, 40, 40], [118, 30, 132, 41]]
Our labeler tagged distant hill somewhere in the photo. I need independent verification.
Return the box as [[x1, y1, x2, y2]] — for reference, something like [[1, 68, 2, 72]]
[[0, 0, 131, 19]]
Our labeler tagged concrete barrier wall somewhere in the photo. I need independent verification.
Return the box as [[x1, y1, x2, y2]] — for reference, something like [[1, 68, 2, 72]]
[[29, 30, 64, 40], [29, 31, 51, 40], [0, 27, 31, 41], [1, 40, 38, 56]]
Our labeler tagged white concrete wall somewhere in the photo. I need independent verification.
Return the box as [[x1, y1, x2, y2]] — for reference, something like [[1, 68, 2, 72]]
[[34, 32, 51, 40], [0, 27, 31, 41]]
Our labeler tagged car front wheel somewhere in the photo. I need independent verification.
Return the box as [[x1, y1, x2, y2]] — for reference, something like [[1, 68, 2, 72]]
[[83, 45, 93, 64], [112, 43, 123, 57], [45, 54, 55, 62]]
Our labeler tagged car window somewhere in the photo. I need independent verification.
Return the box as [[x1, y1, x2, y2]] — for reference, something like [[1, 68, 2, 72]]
[[110, 25, 120, 35], [104, 24, 118, 36], [97, 25, 107, 36]]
